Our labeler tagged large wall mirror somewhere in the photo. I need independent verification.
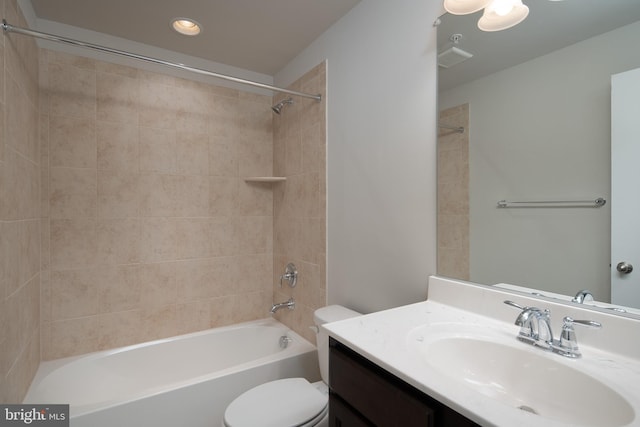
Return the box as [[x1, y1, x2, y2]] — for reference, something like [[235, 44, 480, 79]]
[[436, 0, 640, 311]]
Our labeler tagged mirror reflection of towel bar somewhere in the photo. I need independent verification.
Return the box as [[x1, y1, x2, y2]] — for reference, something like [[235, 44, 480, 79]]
[[497, 198, 606, 208]]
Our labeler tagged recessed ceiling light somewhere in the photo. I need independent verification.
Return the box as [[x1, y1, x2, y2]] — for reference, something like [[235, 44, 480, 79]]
[[171, 18, 202, 36]]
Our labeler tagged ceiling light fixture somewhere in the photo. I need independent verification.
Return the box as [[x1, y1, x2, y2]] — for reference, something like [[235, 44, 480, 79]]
[[443, 0, 491, 15], [477, 0, 529, 31], [171, 18, 202, 36]]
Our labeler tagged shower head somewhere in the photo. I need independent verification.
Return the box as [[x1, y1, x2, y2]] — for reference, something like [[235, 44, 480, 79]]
[[272, 97, 294, 114]]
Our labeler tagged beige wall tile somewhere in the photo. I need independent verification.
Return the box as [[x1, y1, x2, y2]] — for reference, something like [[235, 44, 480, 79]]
[[209, 176, 238, 216], [98, 171, 140, 218], [97, 218, 141, 264], [48, 62, 96, 119], [176, 175, 209, 217], [96, 71, 138, 124], [2, 221, 20, 296], [38, 51, 327, 361], [176, 301, 211, 334], [140, 217, 178, 262], [210, 216, 238, 257], [209, 295, 235, 327], [437, 104, 470, 281], [139, 174, 177, 217], [139, 305, 177, 342], [19, 220, 40, 290], [50, 167, 97, 219], [49, 115, 96, 168], [238, 137, 272, 177], [50, 219, 97, 269], [97, 121, 138, 172], [235, 216, 272, 255], [139, 127, 176, 173], [50, 268, 99, 320], [97, 265, 141, 313], [139, 262, 177, 308], [209, 137, 238, 177], [5, 72, 38, 165], [97, 310, 141, 350], [22, 153, 41, 220], [2, 1, 41, 401], [138, 80, 177, 130], [176, 257, 235, 302], [48, 317, 99, 359], [0, 101, 5, 163], [176, 133, 209, 175], [271, 63, 327, 339], [175, 218, 213, 260], [238, 182, 273, 217]]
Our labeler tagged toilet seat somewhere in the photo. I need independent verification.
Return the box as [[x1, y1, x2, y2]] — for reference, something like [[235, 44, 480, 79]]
[[223, 378, 328, 427]]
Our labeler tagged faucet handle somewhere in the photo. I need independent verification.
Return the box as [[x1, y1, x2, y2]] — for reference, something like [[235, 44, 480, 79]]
[[279, 263, 297, 288], [557, 316, 602, 358], [504, 300, 528, 310]]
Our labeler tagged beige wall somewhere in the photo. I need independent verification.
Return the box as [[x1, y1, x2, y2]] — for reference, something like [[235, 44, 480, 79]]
[[0, 0, 41, 403], [437, 104, 469, 281], [39, 49, 281, 360], [38, 49, 327, 360], [271, 63, 326, 343]]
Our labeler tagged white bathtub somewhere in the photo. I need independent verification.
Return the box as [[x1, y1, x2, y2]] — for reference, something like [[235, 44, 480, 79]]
[[24, 318, 320, 427]]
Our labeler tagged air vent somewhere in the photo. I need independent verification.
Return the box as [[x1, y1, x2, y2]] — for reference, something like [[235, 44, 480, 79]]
[[438, 46, 473, 68]]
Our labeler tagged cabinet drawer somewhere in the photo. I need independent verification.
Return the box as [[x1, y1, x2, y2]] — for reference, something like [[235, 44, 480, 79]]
[[330, 339, 435, 426], [329, 393, 373, 427]]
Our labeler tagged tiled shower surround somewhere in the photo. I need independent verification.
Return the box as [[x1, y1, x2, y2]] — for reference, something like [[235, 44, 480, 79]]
[[437, 104, 469, 280], [1, 0, 41, 403], [1, 0, 326, 400], [40, 50, 327, 360]]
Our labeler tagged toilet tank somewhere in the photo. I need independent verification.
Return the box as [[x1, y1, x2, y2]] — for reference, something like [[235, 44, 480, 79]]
[[313, 305, 361, 383]]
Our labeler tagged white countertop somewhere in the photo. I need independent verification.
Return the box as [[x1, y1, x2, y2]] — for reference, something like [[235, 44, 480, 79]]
[[324, 276, 640, 427]]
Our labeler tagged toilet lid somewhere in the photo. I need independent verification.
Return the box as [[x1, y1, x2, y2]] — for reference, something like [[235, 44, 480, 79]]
[[224, 378, 327, 427]]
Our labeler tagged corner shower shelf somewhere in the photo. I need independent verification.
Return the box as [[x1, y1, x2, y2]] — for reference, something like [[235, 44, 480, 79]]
[[243, 177, 287, 183]]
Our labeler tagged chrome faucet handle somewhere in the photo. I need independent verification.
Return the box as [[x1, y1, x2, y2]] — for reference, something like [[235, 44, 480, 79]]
[[557, 316, 602, 358], [279, 263, 298, 288], [503, 300, 527, 310]]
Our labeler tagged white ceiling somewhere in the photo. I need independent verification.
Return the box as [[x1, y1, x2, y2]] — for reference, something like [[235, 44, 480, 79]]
[[438, 0, 640, 90], [27, 0, 361, 75]]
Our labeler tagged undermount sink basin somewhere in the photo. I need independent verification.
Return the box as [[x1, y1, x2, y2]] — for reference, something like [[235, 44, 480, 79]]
[[409, 326, 635, 427]]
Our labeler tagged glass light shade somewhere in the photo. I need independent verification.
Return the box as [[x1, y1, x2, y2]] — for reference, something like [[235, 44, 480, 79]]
[[478, 0, 529, 31], [171, 18, 202, 36], [444, 0, 492, 15]]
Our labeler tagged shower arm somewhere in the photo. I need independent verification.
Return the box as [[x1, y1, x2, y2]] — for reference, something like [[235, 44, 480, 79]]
[[1, 19, 322, 102]]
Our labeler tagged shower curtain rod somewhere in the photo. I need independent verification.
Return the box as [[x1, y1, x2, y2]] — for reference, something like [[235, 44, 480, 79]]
[[1, 19, 322, 102]]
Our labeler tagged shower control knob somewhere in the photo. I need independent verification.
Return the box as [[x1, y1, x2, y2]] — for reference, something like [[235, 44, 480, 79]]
[[617, 262, 633, 274]]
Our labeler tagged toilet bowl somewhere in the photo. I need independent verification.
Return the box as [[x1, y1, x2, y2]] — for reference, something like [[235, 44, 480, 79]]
[[222, 305, 361, 427]]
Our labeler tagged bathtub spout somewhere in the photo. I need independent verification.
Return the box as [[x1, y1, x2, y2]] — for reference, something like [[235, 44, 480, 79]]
[[271, 298, 295, 314]]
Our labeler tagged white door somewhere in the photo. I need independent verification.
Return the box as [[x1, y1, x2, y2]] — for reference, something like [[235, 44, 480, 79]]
[[611, 68, 640, 308]]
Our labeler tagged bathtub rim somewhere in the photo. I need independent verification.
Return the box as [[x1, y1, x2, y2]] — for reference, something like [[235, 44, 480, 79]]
[[26, 317, 317, 417]]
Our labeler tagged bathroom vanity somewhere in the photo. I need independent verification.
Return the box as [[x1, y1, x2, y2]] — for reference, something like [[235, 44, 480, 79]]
[[324, 276, 640, 427], [329, 337, 478, 426]]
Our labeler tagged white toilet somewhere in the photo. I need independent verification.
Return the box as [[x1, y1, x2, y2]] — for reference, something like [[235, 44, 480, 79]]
[[222, 305, 361, 427]]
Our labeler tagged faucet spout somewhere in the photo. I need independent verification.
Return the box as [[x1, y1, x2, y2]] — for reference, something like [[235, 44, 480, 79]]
[[514, 307, 553, 345], [270, 298, 295, 314]]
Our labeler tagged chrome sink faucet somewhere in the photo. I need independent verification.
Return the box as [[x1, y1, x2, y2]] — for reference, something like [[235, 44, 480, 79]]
[[515, 306, 553, 347], [504, 300, 602, 358]]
